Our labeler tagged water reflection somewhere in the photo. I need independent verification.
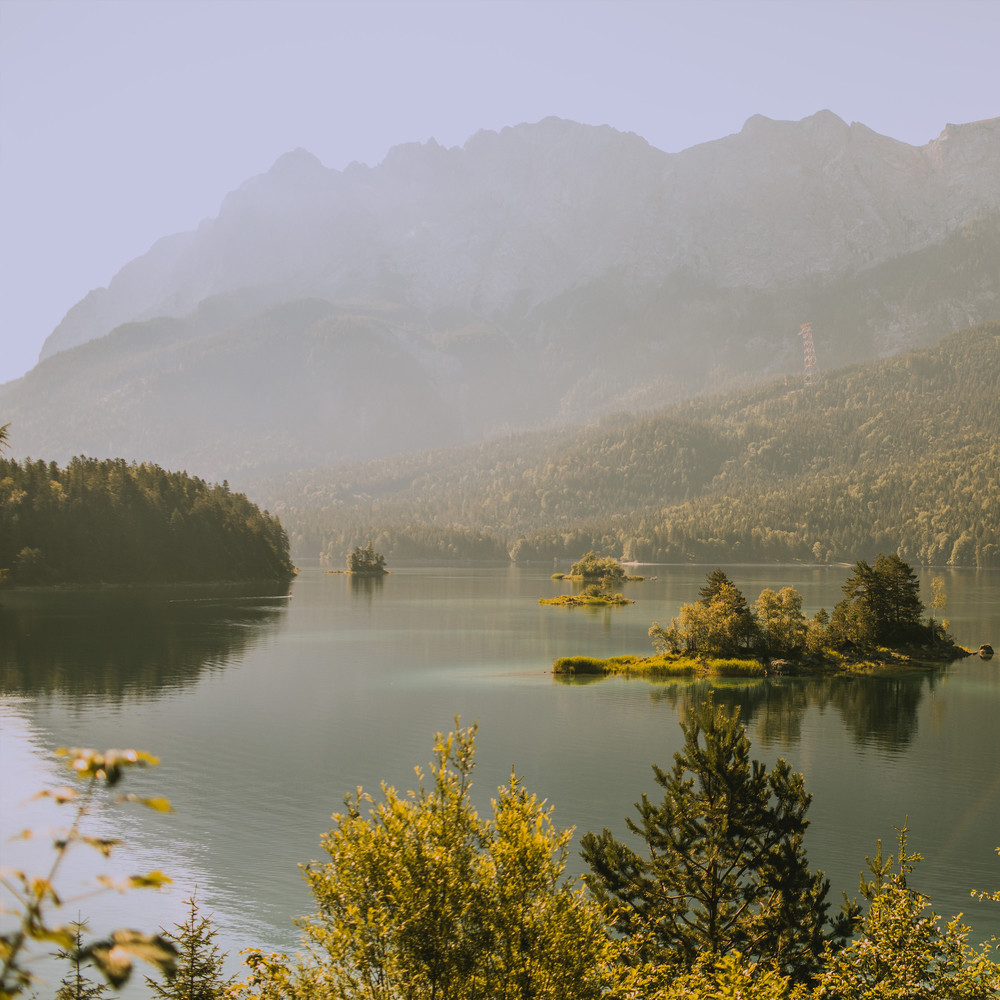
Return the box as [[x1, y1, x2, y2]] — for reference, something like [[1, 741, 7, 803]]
[[556, 669, 940, 751], [0, 583, 290, 699], [348, 573, 386, 598]]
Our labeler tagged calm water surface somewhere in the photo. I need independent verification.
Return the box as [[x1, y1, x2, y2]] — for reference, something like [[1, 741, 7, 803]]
[[2, 564, 998, 989]]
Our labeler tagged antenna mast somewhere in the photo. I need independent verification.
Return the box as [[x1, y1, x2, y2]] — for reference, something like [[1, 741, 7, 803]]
[[799, 322, 819, 387]]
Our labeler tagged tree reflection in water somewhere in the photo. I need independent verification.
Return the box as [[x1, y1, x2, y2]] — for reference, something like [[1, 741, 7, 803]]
[[567, 671, 939, 752], [0, 584, 290, 700]]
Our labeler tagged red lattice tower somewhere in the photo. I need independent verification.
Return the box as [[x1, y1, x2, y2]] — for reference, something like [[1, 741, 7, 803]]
[[799, 322, 819, 387]]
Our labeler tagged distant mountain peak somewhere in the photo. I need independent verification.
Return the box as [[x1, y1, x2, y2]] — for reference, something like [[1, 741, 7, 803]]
[[738, 109, 851, 141], [268, 147, 326, 176]]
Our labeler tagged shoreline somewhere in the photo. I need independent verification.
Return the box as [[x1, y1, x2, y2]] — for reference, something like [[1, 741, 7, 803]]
[[552, 644, 974, 679]]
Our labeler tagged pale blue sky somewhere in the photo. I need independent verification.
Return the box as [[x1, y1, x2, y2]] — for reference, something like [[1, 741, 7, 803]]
[[1, 0, 997, 385]]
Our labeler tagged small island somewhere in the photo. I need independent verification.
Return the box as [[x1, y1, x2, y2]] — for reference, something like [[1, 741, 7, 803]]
[[551, 551, 643, 584], [543, 551, 637, 606], [344, 542, 388, 576], [554, 557, 970, 678], [540, 583, 633, 608]]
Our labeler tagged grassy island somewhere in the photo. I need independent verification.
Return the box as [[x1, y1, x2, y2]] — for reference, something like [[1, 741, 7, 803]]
[[552, 572, 644, 583], [552, 558, 970, 680], [540, 587, 633, 608], [552, 644, 968, 679]]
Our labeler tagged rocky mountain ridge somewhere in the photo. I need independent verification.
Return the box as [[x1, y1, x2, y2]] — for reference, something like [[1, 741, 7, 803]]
[[41, 112, 1000, 361], [3, 111, 997, 483]]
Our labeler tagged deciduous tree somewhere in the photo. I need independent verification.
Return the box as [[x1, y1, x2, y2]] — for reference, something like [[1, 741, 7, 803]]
[[653, 577, 756, 656], [258, 723, 615, 999], [570, 551, 626, 585], [0, 748, 175, 997], [814, 825, 1000, 999], [755, 586, 807, 656]]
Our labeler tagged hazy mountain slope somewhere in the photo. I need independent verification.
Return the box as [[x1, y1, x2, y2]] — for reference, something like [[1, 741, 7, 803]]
[[38, 113, 1000, 362], [1, 297, 524, 475], [3, 212, 997, 480], [3, 113, 998, 481], [263, 322, 1000, 568]]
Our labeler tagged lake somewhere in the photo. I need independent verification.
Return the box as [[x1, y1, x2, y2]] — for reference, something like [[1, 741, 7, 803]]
[[2, 563, 998, 991]]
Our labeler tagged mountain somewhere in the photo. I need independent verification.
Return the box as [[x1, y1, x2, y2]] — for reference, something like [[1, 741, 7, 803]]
[[261, 322, 1000, 569], [3, 112, 998, 482]]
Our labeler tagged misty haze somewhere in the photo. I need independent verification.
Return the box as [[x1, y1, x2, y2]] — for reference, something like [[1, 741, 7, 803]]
[[2, 5, 1000, 993]]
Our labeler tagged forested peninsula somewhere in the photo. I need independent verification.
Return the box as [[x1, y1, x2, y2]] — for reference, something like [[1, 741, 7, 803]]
[[265, 322, 1000, 567], [0, 455, 294, 586]]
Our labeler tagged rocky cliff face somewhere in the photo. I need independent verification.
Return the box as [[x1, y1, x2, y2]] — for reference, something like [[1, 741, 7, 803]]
[[40, 112, 1000, 361], [5, 111, 998, 482]]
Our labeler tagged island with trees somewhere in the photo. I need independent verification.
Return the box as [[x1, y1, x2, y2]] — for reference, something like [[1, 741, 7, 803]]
[[0, 451, 294, 586], [553, 555, 969, 678], [539, 584, 633, 608], [342, 541, 388, 575], [541, 550, 635, 606], [550, 551, 643, 584]]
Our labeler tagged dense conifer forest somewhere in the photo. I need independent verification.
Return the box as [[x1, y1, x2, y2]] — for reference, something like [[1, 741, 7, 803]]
[[264, 322, 1000, 567], [0, 456, 294, 585]]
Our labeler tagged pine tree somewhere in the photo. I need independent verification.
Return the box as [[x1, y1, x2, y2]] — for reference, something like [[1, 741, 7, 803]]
[[699, 567, 740, 604], [54, 921, 110, 1000], [580, 695, 855, 983], [146, 894, 234, 1000], [834, 553, 924, 645]]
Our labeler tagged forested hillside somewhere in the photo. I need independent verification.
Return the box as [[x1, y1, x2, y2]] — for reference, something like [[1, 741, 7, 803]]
[[0, 456, 294, 585], [263, 322, 1000, 567]]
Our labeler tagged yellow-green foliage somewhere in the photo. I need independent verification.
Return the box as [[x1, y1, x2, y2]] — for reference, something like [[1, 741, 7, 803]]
[[814, 826, 1000, 999], [540, 592, 632, 607], [552, 654, 764, 677], [712, 658, 768, 677], [0, 748, 177, 996], [552, 656, 619, 674], [256, 724, 618, 999]]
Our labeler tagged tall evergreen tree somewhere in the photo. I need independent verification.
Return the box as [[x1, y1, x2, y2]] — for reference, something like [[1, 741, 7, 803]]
[[833, 553, 924, 645], [146, 894, 234, 1000], [54, 921, 110, 1000], [699, 568, 741, 604], [580, 696, 854, 983]]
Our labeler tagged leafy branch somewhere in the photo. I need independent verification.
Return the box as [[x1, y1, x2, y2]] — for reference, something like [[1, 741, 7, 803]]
[[0, 747, 177, 997]]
